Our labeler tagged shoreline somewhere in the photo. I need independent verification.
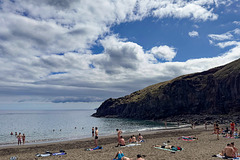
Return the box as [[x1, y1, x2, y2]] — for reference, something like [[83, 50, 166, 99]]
[[2, 123, 237, 159], [0, 125, 201, 155], [0, 123, 191, 148]]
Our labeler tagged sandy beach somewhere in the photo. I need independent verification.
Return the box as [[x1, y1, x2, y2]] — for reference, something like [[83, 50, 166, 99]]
[[0, 125, 238, 160]]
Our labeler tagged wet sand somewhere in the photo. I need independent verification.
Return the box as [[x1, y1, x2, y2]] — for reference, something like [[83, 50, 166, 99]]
[[0, 125, 237, 160]]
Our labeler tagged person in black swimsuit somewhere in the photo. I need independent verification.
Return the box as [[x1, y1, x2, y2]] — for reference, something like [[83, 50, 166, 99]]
[[95, 127, 98, 147]]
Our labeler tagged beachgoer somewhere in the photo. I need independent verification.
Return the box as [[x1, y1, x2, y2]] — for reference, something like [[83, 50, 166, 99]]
[[138, 133, 143, 142], [22, 134, 25, 145], [15, 132, 17, 136], [205, 122, 207, 130], [234, 128, 238, 137], [94, 127, 98, 147], [10, 132, 13, 135], [116, 136, 126, 147], [220, 128, 223, 134], [17, 133, 22, 145], [114, 150, 131, 160], [222, 143, 235, 158], [92, 127, 94, 137], [136, 154, 145, 160], [230, 122, 235, 132], [116, 129, 122, 144], [131, 135, 136, 143], [216, 123, 220, 140], [213, 122, 216, 133], [231, 142, 238, 157], [128, 136, 133, 143]]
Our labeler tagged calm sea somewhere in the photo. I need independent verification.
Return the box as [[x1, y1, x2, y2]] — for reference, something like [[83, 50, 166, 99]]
[[0, 109, 178, 146]]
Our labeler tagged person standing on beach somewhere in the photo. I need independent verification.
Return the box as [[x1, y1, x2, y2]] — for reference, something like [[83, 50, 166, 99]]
[[92, 127, 94, 137], [17, 133, 22, 145], [116, 129, 122, 144], [230, 122, 235, 133], [22, 134, 25, 145], [94, 127, 98, 147], [216, 123, 220, 140]]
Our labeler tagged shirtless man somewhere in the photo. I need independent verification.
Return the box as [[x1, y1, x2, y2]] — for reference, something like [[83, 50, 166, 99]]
[[116, 129, 122, 143], [95, 127, 98, 147], [222, 144, 235, 158], [116, 136, 125, 147], [17, 133, 22, 145], [231, 142, 238, 157]]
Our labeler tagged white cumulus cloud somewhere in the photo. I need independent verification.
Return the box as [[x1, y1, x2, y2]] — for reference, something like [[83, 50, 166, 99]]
[[148, 46, 177, 62], [188, 31, 199, 37]]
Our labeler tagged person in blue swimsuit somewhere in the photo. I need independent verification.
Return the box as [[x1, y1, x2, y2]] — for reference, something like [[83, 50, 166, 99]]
[[114, 151, 131, 160]]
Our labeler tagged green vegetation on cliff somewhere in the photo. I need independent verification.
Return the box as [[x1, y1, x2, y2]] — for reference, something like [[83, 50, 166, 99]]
[[93, 58, 240, 120]]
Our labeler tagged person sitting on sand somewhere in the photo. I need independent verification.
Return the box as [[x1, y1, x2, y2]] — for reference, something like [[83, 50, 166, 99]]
[[136, 154, 145, 160], [138, 133, 144, 142], [231, 142, 238, 157], [128, 136, 133, 143], [114, 150, 132, 160], [116, 136, 126, 147], [131, 135, 137, 143], [222, 143, 235, 158]]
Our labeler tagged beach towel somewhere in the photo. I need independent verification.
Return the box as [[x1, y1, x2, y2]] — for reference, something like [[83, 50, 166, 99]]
[[121, 143, 141, 147], [35, 153, 52, 157], [154, 147, 183, 152], [36, 150, 67, 157], [52, 152, 67, 156], [85, 146, 103, 151], [181, 136, 196, 141], [216, 154, 240, 159]]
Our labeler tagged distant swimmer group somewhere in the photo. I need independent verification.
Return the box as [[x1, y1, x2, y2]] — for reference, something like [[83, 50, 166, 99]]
[[11, 132, 26, 145]]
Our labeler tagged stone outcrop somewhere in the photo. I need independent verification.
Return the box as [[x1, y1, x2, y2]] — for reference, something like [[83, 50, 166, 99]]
[[92, 58, 240, 121]]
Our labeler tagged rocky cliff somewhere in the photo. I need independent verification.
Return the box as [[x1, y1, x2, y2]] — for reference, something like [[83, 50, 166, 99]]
[[92, 58, 240, 120]]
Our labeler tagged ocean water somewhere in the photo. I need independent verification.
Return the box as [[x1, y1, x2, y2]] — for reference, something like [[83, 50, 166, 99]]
[[0, 109, 178, 146]]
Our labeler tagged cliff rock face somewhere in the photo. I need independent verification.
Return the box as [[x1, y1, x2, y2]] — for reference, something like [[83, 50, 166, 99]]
[[92, 58, 240, 120]]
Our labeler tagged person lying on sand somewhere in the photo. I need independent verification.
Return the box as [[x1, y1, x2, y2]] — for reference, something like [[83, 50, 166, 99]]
[[114, 150, 132, 160]]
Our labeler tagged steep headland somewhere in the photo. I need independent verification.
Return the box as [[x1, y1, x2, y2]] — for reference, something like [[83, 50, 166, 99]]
[[92, 58, 240, 122]]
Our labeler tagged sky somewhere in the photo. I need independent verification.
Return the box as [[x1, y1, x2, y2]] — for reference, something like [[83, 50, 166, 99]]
[[0, 0, 240, 109]]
